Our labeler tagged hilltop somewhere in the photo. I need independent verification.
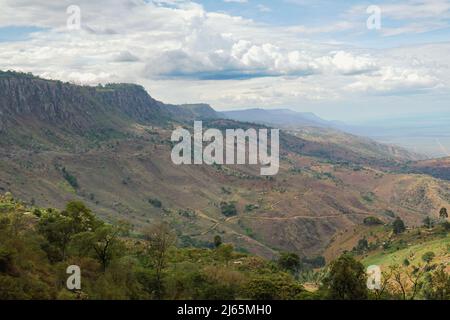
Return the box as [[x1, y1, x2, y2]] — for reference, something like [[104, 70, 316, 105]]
[[0, 71, 449, 259]]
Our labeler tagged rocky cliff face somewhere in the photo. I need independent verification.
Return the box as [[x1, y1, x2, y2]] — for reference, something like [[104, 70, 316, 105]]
[[0, 71, 223, 143], [0, 71, 220, 134], [0, 73, 100, 131], [94, 83, 172, 124]]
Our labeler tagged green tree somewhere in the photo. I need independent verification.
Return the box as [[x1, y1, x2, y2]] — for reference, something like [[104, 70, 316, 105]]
[[148, 198, 162, 208], [220, 202, 238, 217], [63, 201, 99, 232], [38, 201, 99, 261], [215, 244, 234, 263], [355, 238, 369, 253], [278, 252, 301, 274], [38, 212, 73, 261], [422, 251, 435, 264], [74, 222, 129, 271], [213, 235, 222, 248], [363, 216, 383, 226], [144, 222, 176, 299], [323, 254, 368, 300], [439, 207, 448, 220], [422, 267, 450, 300], [390, 264, 426, 300], [243, 274, 304, 300], [392, 217, 406, 235], [422, 216, 434, 229]]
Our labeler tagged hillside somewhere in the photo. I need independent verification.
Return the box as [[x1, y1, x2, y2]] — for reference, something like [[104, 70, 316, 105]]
[[0, 193, 309, 300], [1, 193, 448, 300], [409, 157, 450, 181], [223, 108, 332, 128], [222, 108, 424, 164], [287, 126, 424, 164], [0, 71, 449, 260], [325, 219, 448, 260]]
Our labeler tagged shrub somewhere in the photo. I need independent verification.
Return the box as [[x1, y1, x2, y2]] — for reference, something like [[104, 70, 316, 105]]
[[392, 217, 406, 235], [422, 251, 435, 264], [323, 254, 368, 300], [220, 202, 237, 217], [363, 216, 384, 226], [148, 198, 162, 208], [61, 167, 79, 189]]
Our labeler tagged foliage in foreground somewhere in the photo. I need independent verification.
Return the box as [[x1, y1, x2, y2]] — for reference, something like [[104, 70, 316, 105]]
[[0, 193, 448, 300]]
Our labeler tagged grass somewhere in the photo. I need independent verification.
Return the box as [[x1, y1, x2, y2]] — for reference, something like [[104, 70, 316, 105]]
[[57, 181, 77, 194], [362, 235, 450, 268]]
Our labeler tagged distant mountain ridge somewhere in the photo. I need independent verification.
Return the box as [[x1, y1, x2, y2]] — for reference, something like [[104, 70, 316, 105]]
[[1, 70, 447, 258], [222, 107, 424, 162], [0, 71, 220, 147], [222, 108, 334, 128], [0, 70, 420, 163]]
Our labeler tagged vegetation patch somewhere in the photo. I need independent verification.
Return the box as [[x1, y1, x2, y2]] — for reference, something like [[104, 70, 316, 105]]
[[148, 198, 162, 208], [220, 202, 238, 217], [61, 167, 79, 189]]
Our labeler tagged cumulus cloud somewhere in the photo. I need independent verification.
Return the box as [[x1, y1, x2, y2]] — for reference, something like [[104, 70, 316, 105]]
[[0, 0, 448, 110], [348, 67, 440, 94]]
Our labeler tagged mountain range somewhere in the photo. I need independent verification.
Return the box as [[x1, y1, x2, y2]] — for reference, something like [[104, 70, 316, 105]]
[[223, 108, 450, 159], [223, 108, 334, 128], [0, 70, 448, 259]]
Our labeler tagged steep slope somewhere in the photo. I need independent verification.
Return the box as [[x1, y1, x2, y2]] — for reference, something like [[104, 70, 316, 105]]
[[223, 108, 331, 128], [409, 157, 450, 181], [324, 222, 450, 272], [222, 108, 423, 163], [0, 71, 448, 259], [288, 126, 424, 162]]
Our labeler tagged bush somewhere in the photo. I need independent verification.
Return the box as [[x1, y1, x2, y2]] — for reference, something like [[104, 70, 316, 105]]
[[354, 238, 369, 253], [422, 251, 435, 264], [214, 235, 222, 248], [178, 209, 196, 218], [61, 167, 79, 189], [423, 216, 434, 229], [323, 254, 368, 300], [303, 256, 326, 268], [392, 217, 406, 235], [245, 204, 259, 212], [148, 198, 162, 208], [220, 202, 238, 217], [278, 252, 301, 273], [363, 216, 384, 226], [243, 274, 304, 300]]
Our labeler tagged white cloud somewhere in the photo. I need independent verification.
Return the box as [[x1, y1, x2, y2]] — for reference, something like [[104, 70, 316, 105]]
[[0, 0, 448, 111], [316, 51, 378, 75], [380, 0, 450, 20], [348, 0, 450, 36], [348, 0, 450, 20], [285, 21, 356, 35], [257, 4, 271, 12], [348, 67, 440, 94]]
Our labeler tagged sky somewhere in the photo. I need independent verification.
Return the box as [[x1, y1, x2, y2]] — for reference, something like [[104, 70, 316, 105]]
[[0, 0, 449, 121]]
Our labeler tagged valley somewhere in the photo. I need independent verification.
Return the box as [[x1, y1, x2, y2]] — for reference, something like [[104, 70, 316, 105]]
[[0, 70, 449, 261]]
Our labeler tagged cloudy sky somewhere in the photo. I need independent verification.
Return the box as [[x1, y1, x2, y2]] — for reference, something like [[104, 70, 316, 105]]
[[0, 0, 449, 121]]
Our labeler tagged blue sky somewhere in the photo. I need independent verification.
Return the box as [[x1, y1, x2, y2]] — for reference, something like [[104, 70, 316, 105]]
[[199, 0, 450, 47], [0, 0, 449, 121], [0, 26, 46, 42]]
